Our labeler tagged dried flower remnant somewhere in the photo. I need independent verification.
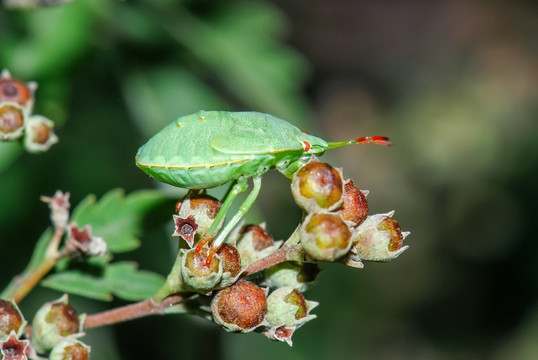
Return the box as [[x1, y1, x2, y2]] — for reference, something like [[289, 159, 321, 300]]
[[1, 331, 30, 360], [176, 194, 222, 243], [65, 223, 107, 257], [172, 215, 199, 247], [41, 191, 71, 231], [0, 300, 26, 341]]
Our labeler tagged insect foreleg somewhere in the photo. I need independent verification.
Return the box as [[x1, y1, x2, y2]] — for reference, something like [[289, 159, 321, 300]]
[[278, 157, 311, 179], [205, 180, 249, 239], [212, 176, 262, 250]]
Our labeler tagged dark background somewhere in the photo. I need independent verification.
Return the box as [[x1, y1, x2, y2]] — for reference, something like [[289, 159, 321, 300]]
[[1, 0, 537, 359]]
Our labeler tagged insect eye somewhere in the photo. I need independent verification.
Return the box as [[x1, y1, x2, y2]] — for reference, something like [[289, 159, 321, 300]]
[[302, 141, 311, 151]]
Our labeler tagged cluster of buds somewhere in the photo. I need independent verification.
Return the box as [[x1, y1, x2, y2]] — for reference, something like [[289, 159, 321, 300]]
[[166, 159, 409, 345], [0, 296, 89, 359], [0, 69, 58, 153], [291, 158, 410, 268]]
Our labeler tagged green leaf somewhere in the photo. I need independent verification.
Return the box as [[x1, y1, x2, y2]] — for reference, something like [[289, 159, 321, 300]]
[[41, 270, 113, 302], [70, 189, 169, 253], [42, 262, 165, 302], [104, 262, 165, 302], [26, 228, 53, 272]]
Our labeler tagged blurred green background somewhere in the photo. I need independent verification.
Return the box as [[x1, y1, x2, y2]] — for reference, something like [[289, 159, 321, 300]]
[[1, 0, 537, 359]]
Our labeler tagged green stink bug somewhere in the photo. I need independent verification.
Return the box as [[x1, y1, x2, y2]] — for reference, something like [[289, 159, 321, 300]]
[[136, 110, 390, 257]]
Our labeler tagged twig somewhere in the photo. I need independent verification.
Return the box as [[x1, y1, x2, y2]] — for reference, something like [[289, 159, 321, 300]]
[[84, 294, 185, 329]]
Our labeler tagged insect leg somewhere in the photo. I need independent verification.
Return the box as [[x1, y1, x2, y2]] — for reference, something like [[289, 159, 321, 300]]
[[207, 176, 262, 262], [207, 181, 248, 237]]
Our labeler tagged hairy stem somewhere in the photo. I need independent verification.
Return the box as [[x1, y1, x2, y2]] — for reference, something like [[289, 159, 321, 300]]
[[84, 294, 185, 329], [243, 225, 304, 276]]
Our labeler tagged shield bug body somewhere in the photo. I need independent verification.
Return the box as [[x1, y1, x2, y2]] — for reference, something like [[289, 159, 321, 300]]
[[136, 110, 390, 257]]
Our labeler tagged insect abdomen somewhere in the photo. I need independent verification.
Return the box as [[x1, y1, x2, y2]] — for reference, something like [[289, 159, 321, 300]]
[[137, 153, 276, 189]]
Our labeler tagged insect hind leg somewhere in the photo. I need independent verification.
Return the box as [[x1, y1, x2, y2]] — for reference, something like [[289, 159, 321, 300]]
[[205, 176, 262, 264]]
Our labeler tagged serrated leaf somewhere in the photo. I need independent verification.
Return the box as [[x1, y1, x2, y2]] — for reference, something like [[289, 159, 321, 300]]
[[42, 262, 165, 302], [70, 189, 169, 253], [104, 262, 165, 301], [42, 271, 113, 302]]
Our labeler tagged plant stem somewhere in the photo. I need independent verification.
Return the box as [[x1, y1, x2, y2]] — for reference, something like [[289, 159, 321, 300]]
[[3, 227, 64, 303], [243, 225, 305, 276], [84, 294, 185, 329]]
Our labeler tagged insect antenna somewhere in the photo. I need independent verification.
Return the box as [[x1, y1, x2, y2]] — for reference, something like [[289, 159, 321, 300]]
[[325, 136, 392, 150]]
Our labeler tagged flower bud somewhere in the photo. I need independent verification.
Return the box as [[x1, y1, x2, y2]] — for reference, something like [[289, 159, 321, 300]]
[[31, 295, 84, 354], [265, 287, 317, 329], [341, 179, 368, 227], [0, 300, 26, 342], [181, 248, 222, 293], [1, 330, 30, 360], [211, 280, 267, 333], [174, 194, 222, 247], [0, 103, 25, 140], [300, 213, 352, 261], [264, 262, 319, 292], [215, 243, 243, 288], [264, 287, 317, 346], [236, 224, 282, 266], [291, 161, 343, 212], [24, 115, 58, 153], [0, 69, 36, 114], [49, 339, 90, 360], [350, 211, 410, 261]]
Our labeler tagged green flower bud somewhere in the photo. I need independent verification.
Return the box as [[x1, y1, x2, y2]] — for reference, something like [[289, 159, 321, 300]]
[[211, 280, 267, 333], [236, 224, 282, 266], [300, 212, 352, 261], [31, 295, 84, 354], [1, 330, 30, 360], [264, 262, 319, 292], [350, 211, 410, 261], [265, 287, 317, 329], [291, 161, 343, 212], [0, 299, 26, 342], [181, 248, 223, 293], [23, 115, 58, 153], [49, 339, 90, 360], [0, 103, 25, 141]]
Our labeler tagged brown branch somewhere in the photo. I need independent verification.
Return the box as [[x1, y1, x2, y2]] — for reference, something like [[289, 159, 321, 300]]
[[84, 294, 185, 329], [243, 246, 290, 276]]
